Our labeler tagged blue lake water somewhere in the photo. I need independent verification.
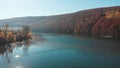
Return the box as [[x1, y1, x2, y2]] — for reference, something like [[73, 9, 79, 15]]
[[0, 33, 120, 68]]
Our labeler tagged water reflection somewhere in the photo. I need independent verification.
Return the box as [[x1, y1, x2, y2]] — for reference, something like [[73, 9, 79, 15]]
[[0, 40, 31, 64], [0, 46, 13, 63], [15, 65, 23, 68], [23, 46, 29, 55], [0, 34, 120, 68], [16, 66, 22, 68], [15, 55, 20, 58]]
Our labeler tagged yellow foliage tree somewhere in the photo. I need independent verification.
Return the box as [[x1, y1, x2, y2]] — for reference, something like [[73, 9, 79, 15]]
[[0, 31, 5, 39], [105, 11, 120, 18], [13, 35, 16, 42], [27, 32, 33, 39], [6, 32, 13, 41]]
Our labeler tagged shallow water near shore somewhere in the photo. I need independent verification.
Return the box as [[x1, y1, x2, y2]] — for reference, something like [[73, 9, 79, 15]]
[[0, 33, 120, 68]]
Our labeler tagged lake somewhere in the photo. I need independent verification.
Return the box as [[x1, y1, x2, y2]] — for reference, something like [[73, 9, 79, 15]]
[[0, 33, 120, 68]]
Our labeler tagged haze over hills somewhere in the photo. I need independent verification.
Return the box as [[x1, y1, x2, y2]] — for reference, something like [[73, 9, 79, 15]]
[[0, 16, 49, 27], [0, 6, 120, 38]]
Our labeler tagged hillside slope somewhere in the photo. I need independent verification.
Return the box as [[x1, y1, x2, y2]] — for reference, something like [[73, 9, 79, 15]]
[[0, 6, 120, 38], [31, 6, 120, 38]]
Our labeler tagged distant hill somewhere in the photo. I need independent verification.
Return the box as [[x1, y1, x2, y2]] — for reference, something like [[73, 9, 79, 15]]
[[0, 6, 120, 38], [0, 16, 49, 27]]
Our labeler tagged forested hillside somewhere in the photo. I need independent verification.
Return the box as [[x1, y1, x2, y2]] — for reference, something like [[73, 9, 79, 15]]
[[31, 6, 120, 38], [0, 6, 120, 38]]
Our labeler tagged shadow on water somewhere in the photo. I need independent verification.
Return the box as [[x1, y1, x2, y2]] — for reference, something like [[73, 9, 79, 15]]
[[0, 40, 31, 64]]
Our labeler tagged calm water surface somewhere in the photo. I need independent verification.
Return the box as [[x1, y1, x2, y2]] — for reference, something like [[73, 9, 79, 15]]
[[0, 33, 120, 68]]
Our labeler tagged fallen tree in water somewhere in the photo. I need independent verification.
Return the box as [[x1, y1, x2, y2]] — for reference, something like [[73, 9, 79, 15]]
[[0, 24, 33, 46]]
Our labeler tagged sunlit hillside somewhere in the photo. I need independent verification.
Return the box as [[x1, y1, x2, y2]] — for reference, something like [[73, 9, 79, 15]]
[[0, 6, 120, 38]]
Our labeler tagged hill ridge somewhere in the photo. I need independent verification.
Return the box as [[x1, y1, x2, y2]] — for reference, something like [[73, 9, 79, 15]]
[[0, 6, 120, 38]]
